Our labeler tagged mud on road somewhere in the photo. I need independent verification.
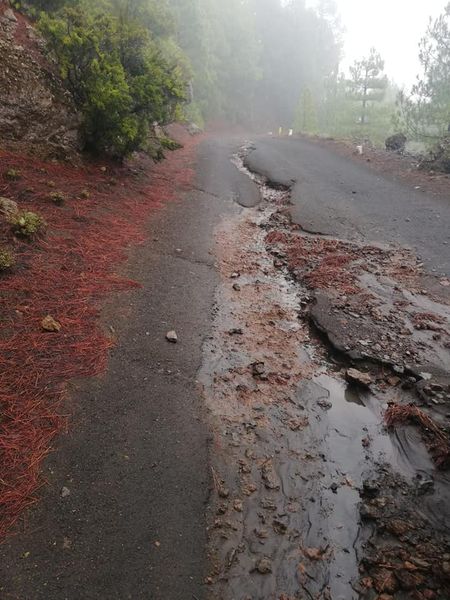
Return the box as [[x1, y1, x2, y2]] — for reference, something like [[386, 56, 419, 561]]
[[201, 143, 450, 600]]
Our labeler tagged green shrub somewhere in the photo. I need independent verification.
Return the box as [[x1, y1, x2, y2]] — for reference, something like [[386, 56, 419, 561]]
[[49, 191, 66, 205], [0, 248, 15, 271], [160, 137, 183, 151], [10, 211, 46, 238], [5, 169, 21, 181], [38, 3, 187, 158]]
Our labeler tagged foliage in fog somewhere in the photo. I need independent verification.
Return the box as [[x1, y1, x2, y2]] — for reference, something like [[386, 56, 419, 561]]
[[22, 0, 450, 155], [396, 3, 450, 142]]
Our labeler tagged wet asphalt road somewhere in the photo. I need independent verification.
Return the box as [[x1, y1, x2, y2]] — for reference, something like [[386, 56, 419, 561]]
[[246, 136, 450, 276], [0, 133, 448, 600]]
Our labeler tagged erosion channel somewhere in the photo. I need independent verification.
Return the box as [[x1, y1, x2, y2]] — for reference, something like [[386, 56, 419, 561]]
[[200, 142, 450, 600]]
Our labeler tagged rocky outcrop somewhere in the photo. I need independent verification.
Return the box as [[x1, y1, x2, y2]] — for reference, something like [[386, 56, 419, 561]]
[[0, 1, 81, 160]]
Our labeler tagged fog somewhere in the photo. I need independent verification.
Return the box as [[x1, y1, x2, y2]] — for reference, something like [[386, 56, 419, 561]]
[[308, 0, 448, 87]]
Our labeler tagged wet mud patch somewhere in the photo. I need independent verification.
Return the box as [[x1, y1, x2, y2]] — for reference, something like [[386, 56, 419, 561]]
[[200, 143, 450, 599]]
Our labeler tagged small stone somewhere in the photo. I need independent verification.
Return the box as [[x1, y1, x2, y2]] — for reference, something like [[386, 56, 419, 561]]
[[233, 499, 243, 512], [272, 518, 288, 535], [229, 328, 243, 335], [42, 315, 62, 332], [362, 480, 380, 498], [233, 283, 241, 291], [260, 498, 277, 510], [255, 557, 272, 574], [62, 537, 72, 549], [0, 197, 18, 217], [166, 330, 178, 343], [4, 8, 17, 22], [61, 486, 70, 498], [218, 485, 230, 499], [346, 368, 373, 387], [251, 362, 268, 380]]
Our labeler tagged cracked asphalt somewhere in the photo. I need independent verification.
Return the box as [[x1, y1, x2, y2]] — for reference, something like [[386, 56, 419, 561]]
[[246, 136, 450, 276], [1, 134, 449, 600]]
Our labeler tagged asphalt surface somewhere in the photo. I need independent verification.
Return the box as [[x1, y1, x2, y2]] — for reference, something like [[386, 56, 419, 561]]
[[0, 136, 257, 600], [246, 137, 450, 276], [0, 133, 448, 600]]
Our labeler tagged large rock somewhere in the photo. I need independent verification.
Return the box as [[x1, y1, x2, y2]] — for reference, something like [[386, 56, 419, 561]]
[[385, 133, 407, 153]]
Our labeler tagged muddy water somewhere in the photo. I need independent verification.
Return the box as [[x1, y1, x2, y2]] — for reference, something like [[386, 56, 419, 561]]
[[200, 144, 449, 600]]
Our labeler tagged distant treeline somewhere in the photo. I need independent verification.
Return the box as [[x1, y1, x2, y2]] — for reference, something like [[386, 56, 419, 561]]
[[17, 0, 450, 155]]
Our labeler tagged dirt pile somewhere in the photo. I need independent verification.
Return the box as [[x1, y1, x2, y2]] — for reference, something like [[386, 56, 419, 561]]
[[0, 1, 80, 160]]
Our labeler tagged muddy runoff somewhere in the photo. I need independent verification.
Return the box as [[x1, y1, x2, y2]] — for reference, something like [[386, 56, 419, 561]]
[[199, 143, 450, 600]]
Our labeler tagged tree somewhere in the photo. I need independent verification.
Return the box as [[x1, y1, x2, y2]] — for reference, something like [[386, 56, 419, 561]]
[[39, 0, 186, 157], [415, 2, 450, 134], [293, 88, 318, 133], [347, 48, 388, 125], [394, 3, 450, 142]]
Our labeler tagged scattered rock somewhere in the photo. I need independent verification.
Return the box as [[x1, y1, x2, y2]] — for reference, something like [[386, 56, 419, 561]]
[[166, 330, 178, 343], [317, 398, 332, 410], [0, 197, 18, 217], [346, 368, 373, 387], [228, 328, 243, 335], [60, 486, 70, 498], [232, 283, 241, 291], [362, 480, 380, 498], [4, 8, 17, 22], [41, 315, 62, 332], [255, 557, 272, 574], [251, 361, 268, 380], [303, 547, 328, 561], [385, 133, 407, 153], [260, 498, 277, 510], [217, 484, 230, 499], [261, 462, 279, 490]]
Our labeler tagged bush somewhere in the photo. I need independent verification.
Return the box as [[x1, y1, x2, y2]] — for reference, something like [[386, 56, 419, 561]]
[[38, 2, 187, 158], [10, 211, 46, 238], [5, 169, 21, 181], [0, 248, 15, 271], [160, 137, 183, 151], [49, 191, 66, 205]]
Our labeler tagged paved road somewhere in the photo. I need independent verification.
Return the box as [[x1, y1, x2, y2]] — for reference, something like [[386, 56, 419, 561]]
[[0, 133, 448, 600], [0, 136, 258, 600], [246, 137, 450, 276]]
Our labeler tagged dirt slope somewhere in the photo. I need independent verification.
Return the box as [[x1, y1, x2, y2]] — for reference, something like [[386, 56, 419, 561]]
[[0, 1, 80, 159]]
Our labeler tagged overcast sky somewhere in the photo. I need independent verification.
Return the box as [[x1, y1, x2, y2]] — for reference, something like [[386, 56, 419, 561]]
[[307, 0, 448, 88]]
